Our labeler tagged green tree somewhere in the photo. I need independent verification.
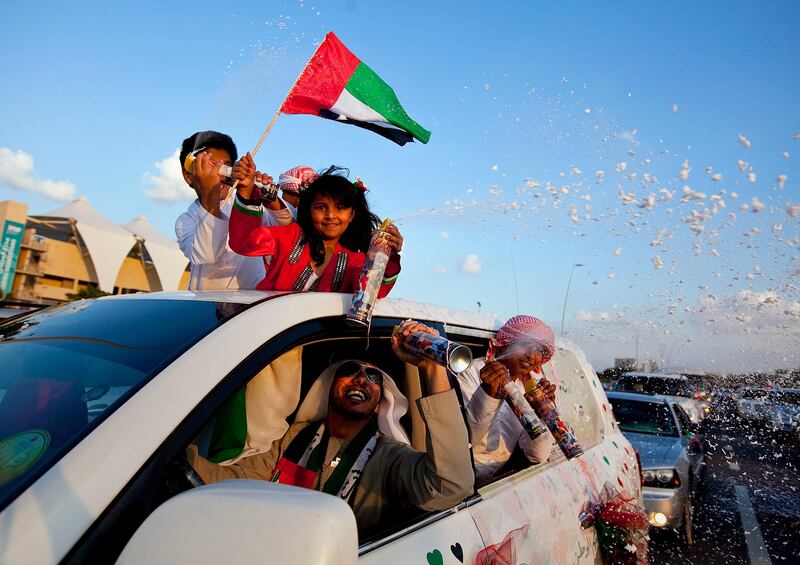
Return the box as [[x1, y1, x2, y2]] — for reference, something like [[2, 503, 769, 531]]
[[66, 285, 110, 301]]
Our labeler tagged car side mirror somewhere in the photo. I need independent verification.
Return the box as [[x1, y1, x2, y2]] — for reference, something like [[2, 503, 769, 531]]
[[118, 480, 358, 565]]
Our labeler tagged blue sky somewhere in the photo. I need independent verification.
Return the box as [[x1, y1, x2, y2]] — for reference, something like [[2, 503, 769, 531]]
[[1, 1, 798, 372]]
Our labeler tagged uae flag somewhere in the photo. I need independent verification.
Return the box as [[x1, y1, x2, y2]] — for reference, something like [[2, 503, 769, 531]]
[[281, 32, 431, 146]]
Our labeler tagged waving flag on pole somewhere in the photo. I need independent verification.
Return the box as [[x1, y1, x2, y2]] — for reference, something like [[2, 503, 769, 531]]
[[281, 32, 431, 146]]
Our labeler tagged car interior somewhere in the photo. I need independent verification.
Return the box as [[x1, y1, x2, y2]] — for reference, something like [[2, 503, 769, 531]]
[[178, 326, 486, 547]]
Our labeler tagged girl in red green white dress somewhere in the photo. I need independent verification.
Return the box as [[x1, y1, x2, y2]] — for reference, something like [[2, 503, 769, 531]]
[[228, 155, 403, 296]]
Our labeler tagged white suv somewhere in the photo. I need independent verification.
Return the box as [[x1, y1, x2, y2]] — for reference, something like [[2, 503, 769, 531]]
[[0, 291, 642, 564]]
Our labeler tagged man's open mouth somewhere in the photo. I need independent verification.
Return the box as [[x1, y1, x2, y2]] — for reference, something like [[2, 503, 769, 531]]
[[345, 389, 369, 402]]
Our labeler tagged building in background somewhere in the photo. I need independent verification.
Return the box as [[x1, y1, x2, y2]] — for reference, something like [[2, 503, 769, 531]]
[[614, 358, 636, 371], [0, 199, 189, 307]]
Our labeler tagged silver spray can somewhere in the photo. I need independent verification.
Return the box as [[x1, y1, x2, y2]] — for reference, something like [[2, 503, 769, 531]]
[[347, 219, 392, 326], [399, 331, 473, 373]]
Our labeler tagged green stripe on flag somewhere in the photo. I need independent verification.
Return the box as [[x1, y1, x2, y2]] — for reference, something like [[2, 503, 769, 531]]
[[208, 388, 248, 463], [345, 63, 431, 144]]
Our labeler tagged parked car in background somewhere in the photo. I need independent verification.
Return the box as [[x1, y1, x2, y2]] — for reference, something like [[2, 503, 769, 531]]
[[607, 391, 705, 545], [664, 370, 712, 402], [735, 387, 771, 424], [764, 389, 800, 434], [614, 373, 706, 424], [0, 291, 642, 564]]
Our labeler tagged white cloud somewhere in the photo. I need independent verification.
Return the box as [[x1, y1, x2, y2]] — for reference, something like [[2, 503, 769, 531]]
[[439, 231, 450, 239], [433, 266, 447, 275], [0, 147, 77, 201], [459, 254, 482, 275], [144, 149, 195, 202]]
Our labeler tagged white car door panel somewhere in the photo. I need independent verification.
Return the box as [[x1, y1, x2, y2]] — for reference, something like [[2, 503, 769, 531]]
[[359, 507, 484, 565]]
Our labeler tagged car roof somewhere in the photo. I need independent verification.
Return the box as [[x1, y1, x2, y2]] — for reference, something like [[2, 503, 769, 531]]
[[661, 368, 707, 376], [97, 290, 287, 305], [95, 290, 504, 332], [619, 372, 689, 381], [607, 391, 673, 404], [52, 292, 596, 360]]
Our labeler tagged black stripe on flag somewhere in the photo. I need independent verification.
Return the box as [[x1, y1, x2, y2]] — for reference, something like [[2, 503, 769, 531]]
[[319, 109, 416, 146]]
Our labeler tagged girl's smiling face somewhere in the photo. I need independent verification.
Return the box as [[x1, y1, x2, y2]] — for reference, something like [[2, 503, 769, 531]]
[[310, 194, 355, 242]]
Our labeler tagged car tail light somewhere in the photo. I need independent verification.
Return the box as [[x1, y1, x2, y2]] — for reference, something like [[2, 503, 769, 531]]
[[634, 448, 644, 486]]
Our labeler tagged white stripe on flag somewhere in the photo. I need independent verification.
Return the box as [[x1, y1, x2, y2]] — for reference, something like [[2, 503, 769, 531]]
[[330, 88, 405, 131]]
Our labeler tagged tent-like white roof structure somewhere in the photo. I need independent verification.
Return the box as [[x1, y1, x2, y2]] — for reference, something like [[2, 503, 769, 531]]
[[122, 216, 188, 291], [41, 197, 137, 293]]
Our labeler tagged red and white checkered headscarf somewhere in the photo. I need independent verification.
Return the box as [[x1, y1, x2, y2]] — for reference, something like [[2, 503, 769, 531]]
[[487, 315, 556, 362], [278, 166, 319, 195]]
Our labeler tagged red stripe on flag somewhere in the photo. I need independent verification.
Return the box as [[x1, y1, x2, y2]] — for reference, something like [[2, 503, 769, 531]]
[[281, 32, 361, 115]]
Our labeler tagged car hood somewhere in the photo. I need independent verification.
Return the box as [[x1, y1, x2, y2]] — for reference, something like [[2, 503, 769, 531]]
[[623, 432, 684, 468]]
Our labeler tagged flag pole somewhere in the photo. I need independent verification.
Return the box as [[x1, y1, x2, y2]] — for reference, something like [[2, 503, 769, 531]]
[[230, 101, 285, 190], [250, 107, 282, 158], [232, 35, 327, 190], [229, 91, 288, 190]]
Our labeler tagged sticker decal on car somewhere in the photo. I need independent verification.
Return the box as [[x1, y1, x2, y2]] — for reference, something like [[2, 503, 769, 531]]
[[0, 430, 51, 485]]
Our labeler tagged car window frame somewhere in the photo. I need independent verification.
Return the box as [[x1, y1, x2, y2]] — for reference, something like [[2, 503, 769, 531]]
[[671, 403, 693, 434]]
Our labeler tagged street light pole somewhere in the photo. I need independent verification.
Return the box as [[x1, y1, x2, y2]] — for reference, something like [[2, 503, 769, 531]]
[[560, 262, 584, 335]]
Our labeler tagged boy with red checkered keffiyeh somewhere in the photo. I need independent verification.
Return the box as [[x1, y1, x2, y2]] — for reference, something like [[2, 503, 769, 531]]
[[276, 165, 319, 216], [456, 315, 559, 483]]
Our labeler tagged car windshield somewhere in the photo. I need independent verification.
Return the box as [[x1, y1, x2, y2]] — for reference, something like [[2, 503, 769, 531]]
[[609, 398, 679, 437], [0, 298, 246, 510], [616, 377, 688, 397]]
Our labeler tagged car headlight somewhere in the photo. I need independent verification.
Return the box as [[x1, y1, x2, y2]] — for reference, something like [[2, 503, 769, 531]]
[[643, 468, 681, 488], [656, 469, 674, 483]]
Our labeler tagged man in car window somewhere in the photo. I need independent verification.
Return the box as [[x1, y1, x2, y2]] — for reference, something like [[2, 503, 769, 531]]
[[174, 130, 296, 290], [187, 320, 474, 534], [457, 315, 557, 483]]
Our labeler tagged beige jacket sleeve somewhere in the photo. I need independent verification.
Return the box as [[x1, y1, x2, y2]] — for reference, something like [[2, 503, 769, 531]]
[[187, 422, 308, 484], [381, 388, 474, 511]]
